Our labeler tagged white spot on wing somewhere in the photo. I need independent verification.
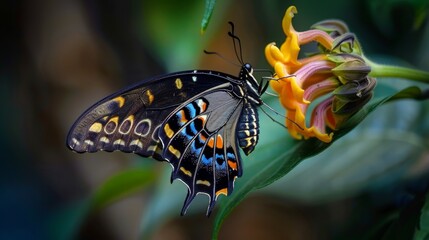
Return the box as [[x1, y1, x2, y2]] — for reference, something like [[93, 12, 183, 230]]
[[100, 137, 110, 144], [72, 138, 80, 146], [130, 139, 143, 149], [113, 139, 125, 146]]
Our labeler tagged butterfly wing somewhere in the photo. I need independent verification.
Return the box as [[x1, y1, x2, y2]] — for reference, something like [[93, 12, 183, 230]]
[[158, 86, 245, 215], [67, 71, 235, 160], [67, 71, 247, 215]]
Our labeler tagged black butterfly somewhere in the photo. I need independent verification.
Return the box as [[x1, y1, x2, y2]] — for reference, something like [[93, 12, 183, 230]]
[[67, 23, 267, 216]]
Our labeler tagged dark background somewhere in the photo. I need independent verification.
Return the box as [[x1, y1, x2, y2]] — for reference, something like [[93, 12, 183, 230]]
[[2, 0, 429, 239]]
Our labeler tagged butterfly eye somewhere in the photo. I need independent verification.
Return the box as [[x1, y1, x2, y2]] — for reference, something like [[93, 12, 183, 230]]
[[244, 63, 253, 74]]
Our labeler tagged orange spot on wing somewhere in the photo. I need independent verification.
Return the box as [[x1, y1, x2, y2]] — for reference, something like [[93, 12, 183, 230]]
[[207, 137, 215, 148], [200, 101, 207, 112], [216, 188, 228, 197], [216, 135, 223, 149], [227, 160, 237, 170], [180, 109, 187, 123]]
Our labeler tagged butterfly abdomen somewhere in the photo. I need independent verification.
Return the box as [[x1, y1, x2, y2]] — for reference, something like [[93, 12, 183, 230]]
[[237, 102, 259, 155]]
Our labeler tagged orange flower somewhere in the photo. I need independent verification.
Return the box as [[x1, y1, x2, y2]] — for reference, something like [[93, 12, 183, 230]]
[[265, 6, 375, 142]]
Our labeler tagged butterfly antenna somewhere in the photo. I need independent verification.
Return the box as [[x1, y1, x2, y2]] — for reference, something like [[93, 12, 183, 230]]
[[228, 21, 244, 65], [203, 50, 240, 67], [261, 102, 304, 131]]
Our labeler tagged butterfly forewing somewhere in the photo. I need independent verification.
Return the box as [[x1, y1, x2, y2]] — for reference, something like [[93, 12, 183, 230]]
[[67, 71, 233, 159]]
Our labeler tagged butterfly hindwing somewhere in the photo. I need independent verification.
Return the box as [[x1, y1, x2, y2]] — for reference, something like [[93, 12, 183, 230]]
[[158, 87, 244, 214]]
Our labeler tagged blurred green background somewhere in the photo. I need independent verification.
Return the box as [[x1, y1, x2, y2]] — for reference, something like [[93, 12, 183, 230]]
[[2, 0, 429, 239]]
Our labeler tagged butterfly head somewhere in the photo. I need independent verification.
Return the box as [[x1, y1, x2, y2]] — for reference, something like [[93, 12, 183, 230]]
[[243, 63, 253, 75], [240, 63, 255, 80]]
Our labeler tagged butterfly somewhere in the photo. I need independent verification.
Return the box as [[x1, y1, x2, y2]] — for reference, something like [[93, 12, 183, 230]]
[[67, 22, 268, 216]]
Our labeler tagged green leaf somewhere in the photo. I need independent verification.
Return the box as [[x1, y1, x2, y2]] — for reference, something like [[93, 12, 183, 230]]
[[201, 0, 216, 33], [91, 168, 156, 211], [212, 86, 426, 239], [386, 86, 424, 102]]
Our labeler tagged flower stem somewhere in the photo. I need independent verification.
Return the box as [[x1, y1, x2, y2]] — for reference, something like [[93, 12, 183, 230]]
[[365, 58, 429, 84]]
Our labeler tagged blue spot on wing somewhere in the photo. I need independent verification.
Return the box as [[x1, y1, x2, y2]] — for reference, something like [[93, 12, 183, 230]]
[[180, 126, 194, 140], [200, 152, 213, 166], [188, 121, 198, 135], [226, 152, 235, 160], [185, 103, 197, 118]]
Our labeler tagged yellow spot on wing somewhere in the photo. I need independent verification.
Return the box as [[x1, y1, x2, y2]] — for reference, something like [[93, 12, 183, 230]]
[[112, 96, 125, 108], [146, 89, 154, 105], [216, 188, 228, 197], [89, 122, 103, 133], [164, 124, 174, 138], [168, 145, 181, 159], [243, 130, 250, 137], [109, 116, 119, 125], [147, 144, 158, 153], [244, 137, 253, 147], [196, 180, 211, 186], [105, 116, 119, 134], [126, 115, 134, 121], [180, 167, 192, 177], [175, 78, 183, 89], [119, 115, 135, 134]]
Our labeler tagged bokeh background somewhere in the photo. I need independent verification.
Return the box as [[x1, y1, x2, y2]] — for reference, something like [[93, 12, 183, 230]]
[[2, 0, 429, 239]]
